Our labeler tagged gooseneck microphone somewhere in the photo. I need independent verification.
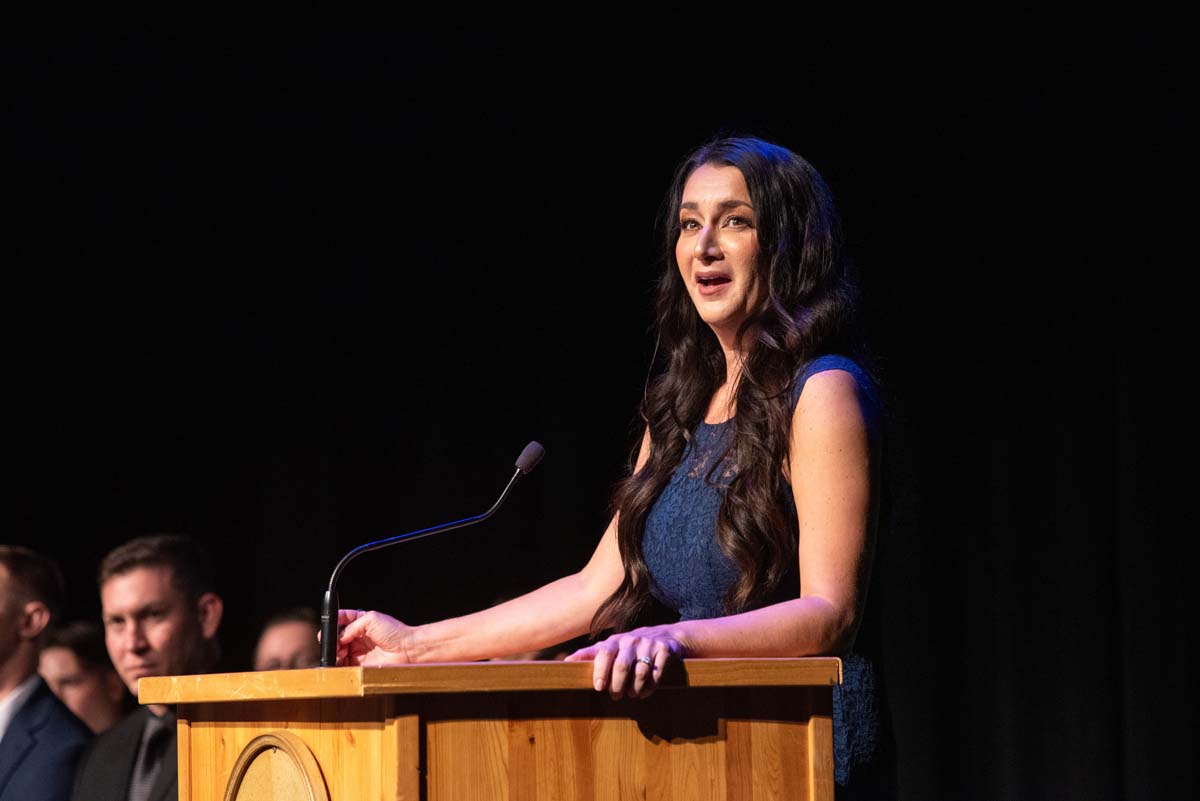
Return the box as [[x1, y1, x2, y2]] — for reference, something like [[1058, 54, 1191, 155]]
[[319, 441, 545, 667]]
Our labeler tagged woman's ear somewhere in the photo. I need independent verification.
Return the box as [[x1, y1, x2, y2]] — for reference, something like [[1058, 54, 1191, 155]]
[[195, 592, 224, 639]]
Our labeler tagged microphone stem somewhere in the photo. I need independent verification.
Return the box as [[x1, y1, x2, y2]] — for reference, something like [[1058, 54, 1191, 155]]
[[320, 465, 525, 667]]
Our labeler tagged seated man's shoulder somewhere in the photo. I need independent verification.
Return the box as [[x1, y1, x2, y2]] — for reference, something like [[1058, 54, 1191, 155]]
[[0, 683, 92, 801], [78, 707, 146, 761], [71, 709, 149, 801], [26, 681, 92, 745]]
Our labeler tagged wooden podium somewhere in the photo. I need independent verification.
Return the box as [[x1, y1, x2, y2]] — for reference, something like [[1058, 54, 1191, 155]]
[[140, 659, 841, 801]]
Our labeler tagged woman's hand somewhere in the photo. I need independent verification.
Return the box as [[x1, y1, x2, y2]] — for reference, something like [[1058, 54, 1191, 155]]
[[564, 625, 686, 699], [335, 609, 416, 666]]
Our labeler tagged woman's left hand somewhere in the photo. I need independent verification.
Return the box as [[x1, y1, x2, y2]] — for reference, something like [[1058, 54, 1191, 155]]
[[564, 625, 686, 699]]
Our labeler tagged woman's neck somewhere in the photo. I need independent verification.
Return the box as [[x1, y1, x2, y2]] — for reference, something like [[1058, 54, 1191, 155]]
[[705, 335, 751, 424]]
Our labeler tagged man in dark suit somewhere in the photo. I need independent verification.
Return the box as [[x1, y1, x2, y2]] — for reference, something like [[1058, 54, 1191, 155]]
[[0, 545, 92, 801], [71, 536, 223, 801]]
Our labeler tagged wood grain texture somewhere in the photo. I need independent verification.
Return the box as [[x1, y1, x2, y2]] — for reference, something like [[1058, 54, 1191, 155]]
[[140, 668, 365, 704], [418, 688, 831, 801], [142, 659, 841, 704], [179, 698, 388, 801], [221, 731, 328, 801], [166, 662, 838, 800], [383, 699, 421, 801], [806, 689, 835, 801], [177, 707, 193, 801]]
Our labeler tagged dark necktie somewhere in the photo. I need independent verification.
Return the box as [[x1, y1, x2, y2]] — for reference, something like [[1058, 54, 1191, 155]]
[[127, 713, 172, 801]]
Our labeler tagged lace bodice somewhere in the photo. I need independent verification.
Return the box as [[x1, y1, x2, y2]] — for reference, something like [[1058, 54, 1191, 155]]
[[639, 355, 893, 796]]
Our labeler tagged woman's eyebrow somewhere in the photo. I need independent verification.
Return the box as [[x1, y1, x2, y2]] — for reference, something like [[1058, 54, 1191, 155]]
[[680, 199, 754, 212]]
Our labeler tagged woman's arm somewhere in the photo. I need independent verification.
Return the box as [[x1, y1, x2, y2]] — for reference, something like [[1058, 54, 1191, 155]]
[[337, 513, 624, 665], [567, 370, 875, 695], [337, 430, 652, 666]]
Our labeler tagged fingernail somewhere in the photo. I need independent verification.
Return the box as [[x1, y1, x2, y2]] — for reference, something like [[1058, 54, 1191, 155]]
[[594, 680, 604, 691]]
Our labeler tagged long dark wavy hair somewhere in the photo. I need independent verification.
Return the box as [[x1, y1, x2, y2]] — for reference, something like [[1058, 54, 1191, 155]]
[[591, 136, 865, 635]]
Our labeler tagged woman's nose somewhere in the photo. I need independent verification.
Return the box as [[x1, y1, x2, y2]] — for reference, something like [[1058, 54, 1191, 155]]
[[694, 224, 722, 261]]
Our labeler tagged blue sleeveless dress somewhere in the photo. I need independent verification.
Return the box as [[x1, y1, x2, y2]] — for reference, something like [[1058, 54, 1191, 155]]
[[641, 355, 895, 798]]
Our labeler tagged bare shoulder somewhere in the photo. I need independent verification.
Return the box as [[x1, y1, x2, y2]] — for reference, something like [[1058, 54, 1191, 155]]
[[792, 369, 872, 438]]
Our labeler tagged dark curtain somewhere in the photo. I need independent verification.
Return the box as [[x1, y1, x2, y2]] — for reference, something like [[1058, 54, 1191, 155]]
[[7, 31, 1189, 800]]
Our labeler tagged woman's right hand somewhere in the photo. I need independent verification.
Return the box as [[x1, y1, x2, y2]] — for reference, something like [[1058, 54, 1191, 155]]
[[336, 609, 416, 666]]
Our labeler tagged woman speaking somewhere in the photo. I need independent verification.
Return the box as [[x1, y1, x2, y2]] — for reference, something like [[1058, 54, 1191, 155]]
[[336, 136, 894, 798]]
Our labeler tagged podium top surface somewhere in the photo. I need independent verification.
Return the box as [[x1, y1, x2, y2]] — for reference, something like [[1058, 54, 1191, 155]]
[[139, 658, 842, 705]]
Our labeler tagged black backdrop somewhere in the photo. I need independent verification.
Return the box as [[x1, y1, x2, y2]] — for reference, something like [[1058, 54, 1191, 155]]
[[7, 32, 1190, 800]]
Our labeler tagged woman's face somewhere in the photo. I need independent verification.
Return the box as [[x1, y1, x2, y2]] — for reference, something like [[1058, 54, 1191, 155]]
[[675, 163, 761, 342]]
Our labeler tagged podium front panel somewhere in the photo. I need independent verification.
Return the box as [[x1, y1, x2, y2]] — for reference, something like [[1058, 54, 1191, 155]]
[[143, 660, 839, 801]]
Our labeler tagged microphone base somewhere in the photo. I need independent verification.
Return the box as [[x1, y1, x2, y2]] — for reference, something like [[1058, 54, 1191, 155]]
[[320, 589, 339, 667]]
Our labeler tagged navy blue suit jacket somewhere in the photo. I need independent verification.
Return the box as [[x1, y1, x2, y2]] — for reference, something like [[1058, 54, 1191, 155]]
[[0, 678, 92, 801]]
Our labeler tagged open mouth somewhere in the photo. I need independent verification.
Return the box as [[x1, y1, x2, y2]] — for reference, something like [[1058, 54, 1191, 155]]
[[696, 274, 732, 295]]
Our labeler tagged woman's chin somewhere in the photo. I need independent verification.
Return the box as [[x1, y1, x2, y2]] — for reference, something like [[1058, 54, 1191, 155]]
[[695, 309, 746, 337]]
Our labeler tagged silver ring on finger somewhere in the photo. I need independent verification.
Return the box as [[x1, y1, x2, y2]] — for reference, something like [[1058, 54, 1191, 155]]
[[637, 656, 653, 667]]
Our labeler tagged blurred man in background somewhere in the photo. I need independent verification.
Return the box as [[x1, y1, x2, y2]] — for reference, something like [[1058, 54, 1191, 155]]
[[0, 545, 91, 801], [253, 606, 320, 670], [40, 621, 129, 734]]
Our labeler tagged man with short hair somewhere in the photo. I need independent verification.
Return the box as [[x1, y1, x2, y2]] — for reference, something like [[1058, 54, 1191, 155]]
[[71, 535, 223, 801], [40, 621, 129, 734], [0, 545, 92, 801], [253, 606, 321, 671]]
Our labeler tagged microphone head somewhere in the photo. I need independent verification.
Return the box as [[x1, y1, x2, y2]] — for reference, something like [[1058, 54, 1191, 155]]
[[515, 441, 545, 475]]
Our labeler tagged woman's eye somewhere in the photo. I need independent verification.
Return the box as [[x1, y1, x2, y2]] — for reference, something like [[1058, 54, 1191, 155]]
[[679, 219, 699, 230], [725, 215, 751, 227]]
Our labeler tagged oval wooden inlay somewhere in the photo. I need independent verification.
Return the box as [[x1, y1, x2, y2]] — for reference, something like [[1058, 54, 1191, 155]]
[[223, 731, 328, 801]]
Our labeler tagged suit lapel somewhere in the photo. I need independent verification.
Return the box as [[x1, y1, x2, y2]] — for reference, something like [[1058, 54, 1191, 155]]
[[146, 726, 178, 801], [0, 681, 51, 794], [0, 718, 36, 795], [91, 707, 147, 801]]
